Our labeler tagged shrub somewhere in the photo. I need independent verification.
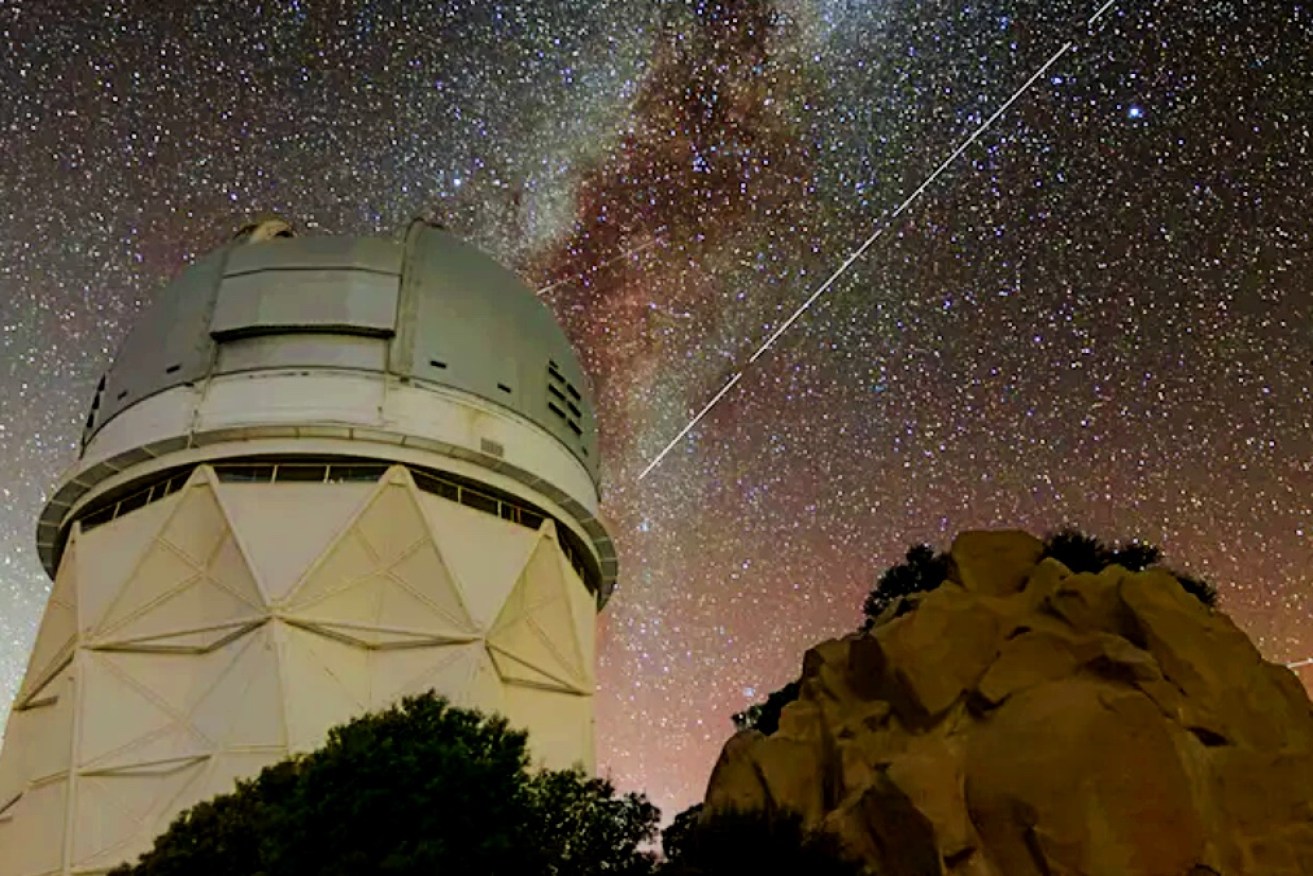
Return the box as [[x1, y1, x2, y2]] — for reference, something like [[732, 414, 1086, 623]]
[[1041, 527, 1161, 573], [732, 680, 800, 735], [860, 544, 950, 623], [660, 807, 865, 876], [1041, 527, 1217, 607], [1171, 571, 1219, 608]]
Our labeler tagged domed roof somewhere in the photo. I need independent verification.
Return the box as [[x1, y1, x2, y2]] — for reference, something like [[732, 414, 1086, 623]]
[[84, 219, 599, 479]]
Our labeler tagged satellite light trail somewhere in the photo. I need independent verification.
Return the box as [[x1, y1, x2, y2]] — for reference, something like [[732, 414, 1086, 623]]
[[536, 229, 668, 298], [1289, 657, 1313, 669], [638, 2, 1122, 481]]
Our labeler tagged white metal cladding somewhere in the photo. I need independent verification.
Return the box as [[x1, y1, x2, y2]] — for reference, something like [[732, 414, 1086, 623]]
[[45, 369, 617, 600], [0, 465, 598, 875], [80, 221, 598, 478]]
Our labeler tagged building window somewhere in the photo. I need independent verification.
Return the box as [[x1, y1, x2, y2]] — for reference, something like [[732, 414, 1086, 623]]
[[326, 464, 388, 483], [70, 458, 600, 594]]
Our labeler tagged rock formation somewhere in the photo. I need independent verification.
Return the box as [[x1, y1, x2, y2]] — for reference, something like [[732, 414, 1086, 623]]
[[702, 531, 1313, 875]]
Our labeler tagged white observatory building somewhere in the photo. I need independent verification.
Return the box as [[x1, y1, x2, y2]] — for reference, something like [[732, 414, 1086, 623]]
[[0, 218, 617, 875]]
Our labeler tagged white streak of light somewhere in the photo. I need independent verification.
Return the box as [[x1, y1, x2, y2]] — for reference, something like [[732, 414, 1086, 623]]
[[536, 231, 668, 298], [638, 372, 742, 480], [1288, 657, 1313, 669], [1088, 0, 1119, 24], [746, 37, 1075, 370], [641, 20, 1097, 479]]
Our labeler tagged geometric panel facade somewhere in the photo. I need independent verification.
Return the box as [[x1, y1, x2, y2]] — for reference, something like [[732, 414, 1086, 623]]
[[0, 464, 599, 874]]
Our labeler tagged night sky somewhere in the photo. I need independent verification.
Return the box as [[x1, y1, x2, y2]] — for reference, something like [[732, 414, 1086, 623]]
[[1, 0, 1311, 818]]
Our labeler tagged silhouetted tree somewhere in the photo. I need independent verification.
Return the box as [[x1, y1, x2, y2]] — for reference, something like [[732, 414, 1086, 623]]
[[661, 803, 705, 864], [1171, 571, 1219, 608], [660, 807, 866, 875], [528, 768, 661, 876], [861, 543, 950, 623], [110, 693, 659, 876], [1041, 528, 1113, 573], [731, 680, 801, 735], [1041, 528, 1216, 607], [1109, 540, 1162, 572]]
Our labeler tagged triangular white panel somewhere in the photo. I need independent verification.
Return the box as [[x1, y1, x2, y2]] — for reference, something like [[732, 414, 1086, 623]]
[[565, 555, 598, 673], [97, 621, 260, 653], [286, 477, 478, 641], [78, 652, 184, 769], [465, 647, 509, 716], [18, 541, 79, 705], [353, 474, 430, 564], [96, 474, 266, 644], [0, 733, 24, 822], [387, 540, 479, 636], [72, 758, 207, 872], [418, 493, 539, 630], [218, 481, 375, 603], [283, 529, 378, 610], [98, 573, 264, 647], [204, 532, 267, 609], [277, 623, 370, 753], [82, 724, 211, 777], [501, 684, 594, 773], [97, 628, 257, 723], [95, 543, 201, 638], [190, 750, 286, 816], [184, 625, 287, 751], [488, 648, 582, 693], [368, 642, 483, 709], [157, 479, 229, 566], [0, 776, 67, 876], [86, 627, 284, 772], [487, 536, 591, 694], [1, 672, 76, 789], [76, 493, 182, 634], [299, 622, 458, 649]]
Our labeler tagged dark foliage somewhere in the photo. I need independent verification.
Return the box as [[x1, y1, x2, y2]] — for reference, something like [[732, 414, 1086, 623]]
[[731, 680, 800, 735], [1171, 571, 1220, 608], [1041, 528, 1161, 573], [660, 807, 866, 876], [1041, 528, 1217, 607], [661, 803, 705, 864], [1041, 528, 1110, 573], [110, 693, 659, 876], [861, 543, 950, 622], [1109, 540, 1162, 572], [528, 768, 661, 876]]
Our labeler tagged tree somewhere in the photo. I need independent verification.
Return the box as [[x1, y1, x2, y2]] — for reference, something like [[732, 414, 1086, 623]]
[[527, 767, 660, 876], [111, 693, 659, 876], [1041, 528, 1217, 607], [661, 803, 705, 864], [1041, 527, 1161, 573], [861, 543, 950, 624], [1171, 570, 1219, 608], [659, 806, 867, 876], [731, 680, 800, 735]]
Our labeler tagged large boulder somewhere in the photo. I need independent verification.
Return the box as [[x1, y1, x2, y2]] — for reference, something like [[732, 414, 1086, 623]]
[[700, 531, 1313, 875]]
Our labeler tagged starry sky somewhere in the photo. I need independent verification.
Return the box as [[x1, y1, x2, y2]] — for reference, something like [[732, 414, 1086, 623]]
[[1, 0, 1311, 819]]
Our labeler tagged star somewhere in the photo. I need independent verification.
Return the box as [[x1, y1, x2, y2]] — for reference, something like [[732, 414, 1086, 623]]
[[0, 0, 1309, 822]]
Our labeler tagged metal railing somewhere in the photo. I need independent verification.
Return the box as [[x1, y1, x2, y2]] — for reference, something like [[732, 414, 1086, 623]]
[[76, 460, 594, 588]]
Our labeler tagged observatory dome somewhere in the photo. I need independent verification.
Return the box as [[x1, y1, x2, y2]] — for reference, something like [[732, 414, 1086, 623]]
[[39, 219, 615, 599], [84, 220, 598, 470]]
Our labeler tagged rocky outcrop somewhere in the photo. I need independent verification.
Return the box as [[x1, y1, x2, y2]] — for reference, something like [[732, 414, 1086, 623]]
[[702, 531, 1313, 875]]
